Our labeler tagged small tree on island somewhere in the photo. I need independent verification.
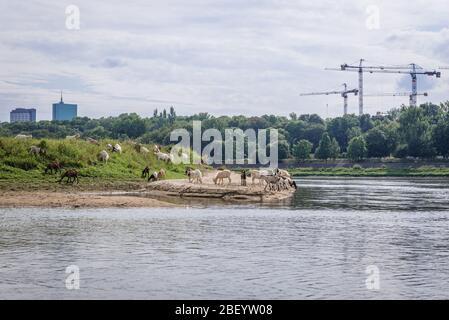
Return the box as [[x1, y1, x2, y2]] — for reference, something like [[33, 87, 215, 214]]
[[293, 139, 313, 161], [347, 136, 367, 162]]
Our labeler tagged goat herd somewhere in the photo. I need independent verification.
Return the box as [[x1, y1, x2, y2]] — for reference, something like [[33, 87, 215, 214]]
[[182, 167, 297, 193], [21, 136, 297, 192]]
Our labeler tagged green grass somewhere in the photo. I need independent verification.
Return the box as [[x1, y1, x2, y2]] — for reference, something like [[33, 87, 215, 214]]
[[290, 166, 449, 177], [0, 137, 200, 190]]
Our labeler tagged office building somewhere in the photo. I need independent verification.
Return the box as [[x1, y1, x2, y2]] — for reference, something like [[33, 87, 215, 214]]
[[52, 93, 77, 121], [10, 108, 37, 123]]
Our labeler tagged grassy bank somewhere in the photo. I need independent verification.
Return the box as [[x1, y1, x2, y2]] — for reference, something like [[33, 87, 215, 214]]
[[290, 166, 449, 177], [0, 137, 196, 191]]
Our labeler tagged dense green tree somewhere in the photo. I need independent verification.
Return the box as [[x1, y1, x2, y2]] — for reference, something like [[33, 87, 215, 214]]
[[327, 115, 359, 151], [398, 106, 435, 158], [365, 128, 389, 158], [315, 132, 332, 161], [330, 137, 340, 159], [293, 139, 313, 161], [432, 116, 449, 157], [347, 136, 367, 161], [277, 139, 291, 160], [2, 101, 449, 160]]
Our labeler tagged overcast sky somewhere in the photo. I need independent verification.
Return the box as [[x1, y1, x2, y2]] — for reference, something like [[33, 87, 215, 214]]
[[1, 0, 448, 121]]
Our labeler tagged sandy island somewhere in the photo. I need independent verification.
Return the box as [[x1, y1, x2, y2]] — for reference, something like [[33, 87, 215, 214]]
[[144, 171, 295, 203], [0, 171, 295, 208]]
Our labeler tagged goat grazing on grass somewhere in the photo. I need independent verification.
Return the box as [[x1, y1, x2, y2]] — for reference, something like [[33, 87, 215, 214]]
[[213, 170, 232, 185], [155, 151, 172, 163], [112, 143, 122, 154], [29, 145, 46, 156], [98, 150, 109, 163], [65, 134, 80, 140], [86, 137, 100, 145], [15, 134, 32, 139], [44, 161, 62, 174], [185, 168, 202, 184], [140, 146, 150, 154], [58, 169, 79, 184], [142, 166, 150, 178]]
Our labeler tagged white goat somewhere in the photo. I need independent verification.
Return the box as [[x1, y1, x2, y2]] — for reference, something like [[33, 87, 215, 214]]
[[186, 168, 202, 184], [15, 134, 32, 139], [213, 170, 232, 185], [140, 146, 150, 154], [275, 168, 291, 179], [113, 143, 122, 154], [66, 134, 80, 140], [98, 150, 109, 163], [248, 169, 273, 186], [155, 151, 172, 163], [29, 146, 44, 156], [86, 137, 99, 145]]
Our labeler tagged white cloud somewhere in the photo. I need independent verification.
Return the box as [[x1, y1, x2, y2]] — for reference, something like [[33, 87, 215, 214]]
[[0, 0, 448, 121]]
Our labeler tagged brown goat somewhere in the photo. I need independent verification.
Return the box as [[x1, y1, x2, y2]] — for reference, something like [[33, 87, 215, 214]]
[[44, 161, 62, 174], [58, 169, 79, 184]]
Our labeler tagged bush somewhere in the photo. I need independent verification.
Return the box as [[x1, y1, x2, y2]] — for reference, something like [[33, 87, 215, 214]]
[[352, 164, 363, 170], [4, 157, 39, 171]]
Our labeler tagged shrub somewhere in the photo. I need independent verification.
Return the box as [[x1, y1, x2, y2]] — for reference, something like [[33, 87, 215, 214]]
[[4, 157, 39, 171]]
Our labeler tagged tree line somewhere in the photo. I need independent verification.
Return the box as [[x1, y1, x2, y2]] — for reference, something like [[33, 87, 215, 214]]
[[1, 102, 449, 161]]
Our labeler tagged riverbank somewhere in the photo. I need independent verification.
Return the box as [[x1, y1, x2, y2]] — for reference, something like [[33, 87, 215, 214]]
[[0, 191, 179, 208], [290, 166, 449, 177]]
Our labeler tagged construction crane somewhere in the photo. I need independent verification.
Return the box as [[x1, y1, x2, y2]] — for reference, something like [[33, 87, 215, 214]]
[[326, 61, 441, 112], [364, 92, 428, 107], [300, 83, 358, 115]]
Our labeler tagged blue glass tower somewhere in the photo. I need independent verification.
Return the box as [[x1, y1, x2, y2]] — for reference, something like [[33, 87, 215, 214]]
[[52, 92, 77, 121]]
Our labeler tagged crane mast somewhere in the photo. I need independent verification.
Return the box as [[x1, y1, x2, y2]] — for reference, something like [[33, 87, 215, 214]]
[[327, 61, 441, 109], [300, 83, 358, 116]]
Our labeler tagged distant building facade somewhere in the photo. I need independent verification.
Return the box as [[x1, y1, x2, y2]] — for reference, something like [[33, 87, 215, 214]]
[[52, 93, 77, 121], [10, 108, 37, 123]]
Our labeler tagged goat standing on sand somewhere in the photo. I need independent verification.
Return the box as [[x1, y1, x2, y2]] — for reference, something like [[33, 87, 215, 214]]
[[185, 168, 202, 184], [213, 170, 232, 185], [261, 175, 281, 192], [275, 168, 291, 179], [148, 171, 159, 182], [241, 170, 247, 186], [158, 168, 166, 179]]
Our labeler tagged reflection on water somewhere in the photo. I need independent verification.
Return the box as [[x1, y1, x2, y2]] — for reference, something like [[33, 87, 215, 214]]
[[293, 177, 449, 211], [1, 177, 449, 299]]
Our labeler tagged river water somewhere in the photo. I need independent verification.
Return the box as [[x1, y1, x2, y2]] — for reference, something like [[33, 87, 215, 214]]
[[1, 177, 449, 299]]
